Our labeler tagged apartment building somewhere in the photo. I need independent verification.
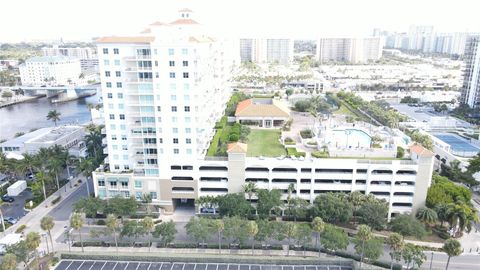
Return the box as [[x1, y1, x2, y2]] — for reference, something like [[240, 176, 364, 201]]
[[19, 56, 82, 86], [239, 38, 293, 65], [93, 142, 434, 218], [316, 37, 383, 64], [460, 36, 480, 108], [95, 9, 238, 177], [42, 45, 99, 71]]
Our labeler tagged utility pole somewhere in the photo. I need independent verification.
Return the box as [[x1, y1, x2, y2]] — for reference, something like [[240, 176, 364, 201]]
[[429, 252, 434, 270]]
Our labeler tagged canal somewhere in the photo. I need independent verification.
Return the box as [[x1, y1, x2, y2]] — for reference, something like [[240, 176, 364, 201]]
[[0, 94, 100, 140]]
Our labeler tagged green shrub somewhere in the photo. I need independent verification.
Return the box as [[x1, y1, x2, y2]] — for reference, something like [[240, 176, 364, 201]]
[[229, 134, 239, 142], [96, 220, 106, 226], [306, 140, 317, 145], [396, 146, 405, 158], [51, 196, 61, 205], [300, 129, 313, 139], [15, 224, 27, 233], [312, 151, 329, 158], [287, 148, 306, 157]]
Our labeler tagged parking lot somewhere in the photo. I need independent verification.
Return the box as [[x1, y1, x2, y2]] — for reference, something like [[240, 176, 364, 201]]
[[55, 261, 353, 270], [1, 189, 33, 219]]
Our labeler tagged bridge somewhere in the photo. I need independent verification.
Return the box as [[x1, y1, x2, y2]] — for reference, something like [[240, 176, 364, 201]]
[[15, 84, 100, 98]]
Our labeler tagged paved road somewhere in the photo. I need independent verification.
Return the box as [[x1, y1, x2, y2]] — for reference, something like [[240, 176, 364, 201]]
[[48, 182, 87, 221]]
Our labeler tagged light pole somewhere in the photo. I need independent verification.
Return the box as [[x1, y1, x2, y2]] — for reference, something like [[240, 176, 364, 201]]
[[429, 252, 434, 270], [42, 233, 49, 254]]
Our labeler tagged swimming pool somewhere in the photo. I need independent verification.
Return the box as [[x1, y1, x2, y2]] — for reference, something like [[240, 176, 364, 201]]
[[331, 128, 372, 148], [433, 133, 480, 157]]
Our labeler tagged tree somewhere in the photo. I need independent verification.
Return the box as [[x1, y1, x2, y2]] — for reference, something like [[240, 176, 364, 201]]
[[285, 222, 297, 256], [256, 189, 283, 218], [153, 221, 177, 247], [70, 212, 85, 252], [389, 214, 427, 239], [443, 239, 462, 270], [77, 157, 95, 195], [320, 224, 349, 251], [311, 192, 353, 224], [34, 171, 50, 201], [435, 203, 450, 227], [416, 207, 438, 227], [1, 253, 17, 270], [355, 225, 373, 270], [247, 221, 259, 255], [467, 153, 480, 174], [74, 197, 105, 218], [46, 110, 61, 126], [141, 217, 155, 252], [5, 241, 29, 267], [48, 156, 64, 191], [312, 217, 325, 257], [446, 203, 477, 237], [288, 197, 309, 222], [255, 219, 274, 247], [243, 182, 257, 203], [120, 220, 143, 246], [25, 232, 41, 270], [211, 219, 224, 253], [105, 214, 120, 253], [386, 233, 404, 270], [355, 237, 383, 266], [185, 217, 211, 245], [223, 216, 249, 245], [402, 243, 426, 270], [294, 223, 312, 257], [217, 193, 252, 217], [294, 100, 312, 112], [105, 196, 139, 218], [40, 216, 55, 254], [357, 201, 388, 230]]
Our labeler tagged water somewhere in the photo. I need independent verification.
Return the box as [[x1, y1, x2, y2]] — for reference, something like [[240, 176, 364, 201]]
[[332, 128, 372, 148], [0, 94, 100, 140]]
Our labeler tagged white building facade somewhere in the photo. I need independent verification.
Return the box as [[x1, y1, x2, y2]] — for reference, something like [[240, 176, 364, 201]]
[[19, 56, 82, 86], [239, 38, 293, 65], [460, 36, 480, 108], [316, 37, 383, 64]]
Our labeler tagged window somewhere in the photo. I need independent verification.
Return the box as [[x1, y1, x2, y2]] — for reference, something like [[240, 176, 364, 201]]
[[109, 114, 115, 120], [122, 145, 128, 150], [114, 165, 120, 170], [111, 135, 117, 140], [184, 106, 190, 112], [116, 82, 122, 88], [173, 138, 179, 144], [185, 117, 191, 123], [104, 60, 110, 65], [186, 149, 192, 155], [182, 48, 188, 55], [106, 82, 112, 88], [168, 48, 174, 55], [184, 83, 190, 90], [185, 128, 191, 133], [155, 60, 158, 66], [119, 114, 125, 120], [135, 192, 142, 200], [159, 138, 163, 143], [120, 124, 126, 130], [183, 72, 189, 78], [184, 95, 190, 101], [171, 106, 177, 112], [114, 59, 120, 66], [103, 48, 108, 54], [173, 149, 179, 154], [118, 103, 124, 109], [157, 106, 161, 112], [134, 180, 142, 188], [105, 71, 111, 77], [115, 71, 121, 77], [170, 83, 176, 90], [123, 155, 128, 160], [186, 138, 191, 144], [98, 180, 105, 186], [112, 145, 118, 150], [113, 48, 119, 54], [150, 192, 158, 200], [107, 93, 113, 98], [172, 117, 178, 122], [182, 61, 188, 67], [110, 124, 116, 130], [169, 61, 175, 67], [108, 104, 114, 109], [169, 72, 175, 78], [171, 95, 176, 101], [117, 93, 123, 99], [121, 135, 127, 140], [173, 128, 178, 133]]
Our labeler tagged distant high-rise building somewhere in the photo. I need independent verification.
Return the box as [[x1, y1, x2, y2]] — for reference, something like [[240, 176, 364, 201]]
[[42, 45, 98, 71], [408, 25, 435, 52], [19, 56, 81, 86], [460, 36, 480, 108], [239, 38, 293, 65], [316, 37, 383, 63]]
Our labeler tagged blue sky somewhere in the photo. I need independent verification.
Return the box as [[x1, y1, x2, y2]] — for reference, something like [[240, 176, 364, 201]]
[[1, 0, 479, 42]]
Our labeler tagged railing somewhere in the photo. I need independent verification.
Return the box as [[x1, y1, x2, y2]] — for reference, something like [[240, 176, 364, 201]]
[[204, 156, 228, 161]]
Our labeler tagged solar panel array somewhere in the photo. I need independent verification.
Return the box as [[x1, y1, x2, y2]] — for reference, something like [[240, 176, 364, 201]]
[[55, 260, 353, 270]]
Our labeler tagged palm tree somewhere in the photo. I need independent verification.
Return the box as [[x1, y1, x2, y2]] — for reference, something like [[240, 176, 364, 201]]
[[286, 183, 296, 216], [386, 233, 404, 270], [212, 219, 224, 254], [48, 157, 64, 191], [85, 128, 103, 158], [435, 203, 449, 227], [70, 212, 85, 252], [106, 214, 120, 253], [357, 224, 373, 270], [312, 217, 325, 257], [443, 239, 462, 270], [446, 203, 476, 236], [35, 171, 50, 201], [40, 216, 55, 254], [141, 216, 155, 252], [416, 207, 438, 227], [1, 253, 17, 270], [20, 153, 38, 177], [348, 191, 365, 223], [25, 232, 41, 269], [247, 221, 258, 255], [46, 110, 61, 126], [77, 158, 95, 196], [243, 182, 257, 203]]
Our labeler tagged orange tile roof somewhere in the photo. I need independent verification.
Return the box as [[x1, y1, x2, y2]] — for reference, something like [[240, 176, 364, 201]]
[[150, 21, 167, 26], [235, 99, 253, 115], [178, 8, 193, 12], [227, 142, 248, 153], [235, 99, 290, 118], [140, 28, 152, 34], [409, 144, 434, 157], [170, 18, 199, 25], [96, 36, 154, 43]]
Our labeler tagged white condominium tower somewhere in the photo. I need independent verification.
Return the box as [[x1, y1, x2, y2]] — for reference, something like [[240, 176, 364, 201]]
[[239, 38, 294, 65], [316, 37, 383, 64], [96, 9, 238, 179], [460, 36, 480, 108]]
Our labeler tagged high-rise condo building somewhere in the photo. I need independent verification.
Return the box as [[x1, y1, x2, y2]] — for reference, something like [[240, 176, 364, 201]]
[[316, 37, 383, 64], [239, 38, 293, 65], [460, 36, 480, 108]]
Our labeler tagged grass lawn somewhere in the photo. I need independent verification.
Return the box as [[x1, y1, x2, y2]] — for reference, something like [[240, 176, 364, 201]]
[[333, 104, 356, 117], [246, 129, 286, 157]]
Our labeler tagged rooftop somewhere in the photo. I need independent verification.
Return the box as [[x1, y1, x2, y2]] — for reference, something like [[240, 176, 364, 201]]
[[26, 56, 75, 63], [235, 98, 290, 118], [409, 144, 434, 157], [0, 126, 84, 148], [96, 36, 155, 44]]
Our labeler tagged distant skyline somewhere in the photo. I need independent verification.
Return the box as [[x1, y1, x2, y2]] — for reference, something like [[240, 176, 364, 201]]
[[1, 0, 479, 42]]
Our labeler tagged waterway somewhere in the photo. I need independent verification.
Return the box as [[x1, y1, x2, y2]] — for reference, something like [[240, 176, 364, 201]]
[[0, 94, 100, 140]]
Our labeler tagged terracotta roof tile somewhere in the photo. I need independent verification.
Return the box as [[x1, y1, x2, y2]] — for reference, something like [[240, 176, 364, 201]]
[[96, 36, 154, 43], [227, 142, 248, 153], [235, 99, 290, 118], [409, 144, 434, 157], [179, 8, 193, 12], [170, 18, 199, 25]]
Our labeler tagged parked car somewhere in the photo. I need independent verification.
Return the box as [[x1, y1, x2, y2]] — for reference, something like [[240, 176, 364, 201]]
[[1, 196, 14, 203], [4, 217, 17, 225]]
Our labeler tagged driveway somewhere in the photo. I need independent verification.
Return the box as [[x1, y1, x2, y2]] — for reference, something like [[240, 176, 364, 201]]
[[1, 189, 33, 219]]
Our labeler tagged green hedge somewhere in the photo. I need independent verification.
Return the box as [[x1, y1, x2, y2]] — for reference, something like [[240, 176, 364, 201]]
[[287, 148, 306, 157], [312, 151, 329, 158]]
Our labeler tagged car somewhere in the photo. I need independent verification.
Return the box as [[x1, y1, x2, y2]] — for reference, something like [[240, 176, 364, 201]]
[[1, 196, 14, 203], [4, 217, 17, 225]]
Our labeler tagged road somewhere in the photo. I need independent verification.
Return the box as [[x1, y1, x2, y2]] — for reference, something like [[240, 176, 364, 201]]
[[48, 182, 87, 221]]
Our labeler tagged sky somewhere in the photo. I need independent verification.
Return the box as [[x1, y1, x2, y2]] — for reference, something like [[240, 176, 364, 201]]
[[1, 0, 479, 42]]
